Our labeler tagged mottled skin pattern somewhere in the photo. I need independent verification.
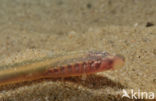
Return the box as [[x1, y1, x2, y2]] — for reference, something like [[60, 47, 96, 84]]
[[43, 52, 124, 78]]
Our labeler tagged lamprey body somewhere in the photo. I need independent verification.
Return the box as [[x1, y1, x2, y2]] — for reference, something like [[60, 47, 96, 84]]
[[0, 51, 125, 86]]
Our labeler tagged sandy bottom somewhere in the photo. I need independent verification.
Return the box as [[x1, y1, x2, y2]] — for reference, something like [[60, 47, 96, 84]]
[[0, 0, 155, 101]]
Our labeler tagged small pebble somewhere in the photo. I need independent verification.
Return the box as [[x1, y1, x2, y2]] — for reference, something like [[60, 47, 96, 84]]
[[146, 22, 154, 27]]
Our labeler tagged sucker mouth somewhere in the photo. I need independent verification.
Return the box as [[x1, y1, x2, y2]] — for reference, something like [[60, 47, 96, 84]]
[[113, 54, 125, 69], [116, 54, 125, 62]]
